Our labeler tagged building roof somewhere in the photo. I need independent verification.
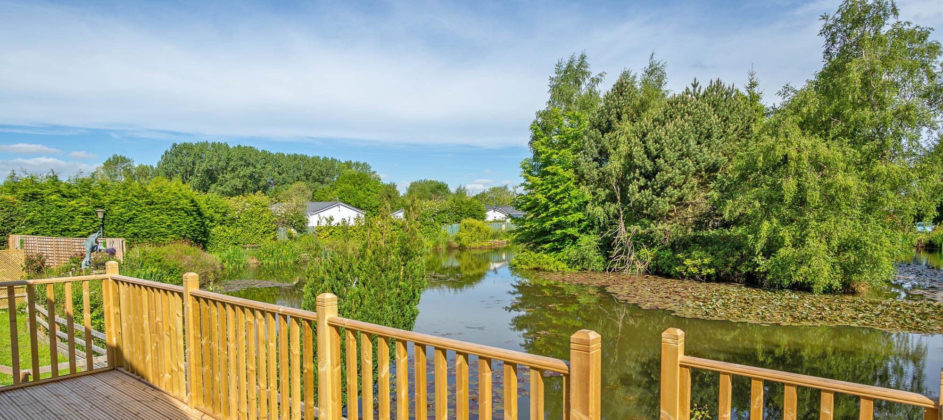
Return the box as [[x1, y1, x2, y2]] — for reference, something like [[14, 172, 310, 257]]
[[306, 201, 364, 215], [391, 209, 405, 215], [486, 205, 524, 217]]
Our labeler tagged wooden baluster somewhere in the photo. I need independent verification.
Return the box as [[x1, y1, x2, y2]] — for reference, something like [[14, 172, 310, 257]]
[[227, 304, 239, 418], [750, 379, 763, 420], [415, 343, 428, 420], [364, 334, 377, 420], [7, 285, 21, 384], [46, 283, 57, 378], [316, 293, 341, 420], [118, 281, 131, 371], [64, 282, 76, 375], [266, 312, 277, 416], [256, 311, 268, 419], [239, 307, 250, 419], [530, 368, 545, 420], [303, 319, 314, 420], [784, 384, 797, 420], [927, 370, 943, 420], [378, 338, 391, 420], [175, 293, 186, 399], [279, 314, 290, 419], [858, 397, 873, 420], [290, 317, 301, 420], [570, 330, 601, 420], [247, 311, 258, 420], [183, 273, 200, 407], [26, 284, 39, 381], [199, 297, 212, 410], [820, 390, 834, 420], [718, 373, 732, 420], [395, 340, 408, 420], [455, 352, 469, 420], [142, 286, 153, 383], [346, 329, 359, 420], [680, 366, 691, 420], [434, 347, 447, 420], [162, 291, 173, 393], [154, 289, 165, 391], [82, 281, 93, 372], [104, 262, 119, 369], [478, 357, 492, 420], [504, 362, 518, 419]]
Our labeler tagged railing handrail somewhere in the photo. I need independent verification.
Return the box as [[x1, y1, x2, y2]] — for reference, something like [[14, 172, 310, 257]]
[[110, 274, 184, 293], [330, 316, 570, 374], [681, 355, 937, 408], [0, 274, 107, 287]]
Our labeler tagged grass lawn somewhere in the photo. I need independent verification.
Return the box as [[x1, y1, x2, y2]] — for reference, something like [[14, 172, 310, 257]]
[[0, 308, 70, 386]]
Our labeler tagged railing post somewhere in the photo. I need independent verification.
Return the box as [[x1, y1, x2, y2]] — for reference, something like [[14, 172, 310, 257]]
[[661, 328, 685, 420], [104, 261, 119, 369], [569, 329, 601, 420], [317, 293, 342, 420], [182, 272, 200, 407]]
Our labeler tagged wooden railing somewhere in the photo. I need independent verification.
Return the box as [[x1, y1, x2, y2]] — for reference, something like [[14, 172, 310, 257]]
[[0, 261, 603, 419], [660, 328, 943, 420]]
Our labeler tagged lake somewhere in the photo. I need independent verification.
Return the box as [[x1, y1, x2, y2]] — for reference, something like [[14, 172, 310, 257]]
[[228, 248, 943, 419]]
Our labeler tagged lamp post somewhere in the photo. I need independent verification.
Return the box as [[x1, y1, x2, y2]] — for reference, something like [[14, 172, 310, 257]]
[[95, 208, 106, 238]]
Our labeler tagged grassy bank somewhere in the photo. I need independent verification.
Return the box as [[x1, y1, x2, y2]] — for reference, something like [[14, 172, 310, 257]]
[[538, 271, 943, 334]]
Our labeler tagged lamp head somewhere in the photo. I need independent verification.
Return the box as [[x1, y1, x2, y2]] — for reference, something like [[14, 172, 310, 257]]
[[95, 208, 106, 220]]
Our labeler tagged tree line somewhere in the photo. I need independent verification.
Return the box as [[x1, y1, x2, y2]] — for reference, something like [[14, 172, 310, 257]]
[[514, 0, 943, 293]]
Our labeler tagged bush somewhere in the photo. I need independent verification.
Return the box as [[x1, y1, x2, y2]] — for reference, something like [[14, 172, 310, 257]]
[[454, 219, 491, 248], [122, 242, 221, 285], [215, 245, 247, 272], [253, 235, 321, 267], [561, 234, 605, 271], [510, 250, 570, 273], [208, 193, 277, 250], [302, 215, 426, 331]]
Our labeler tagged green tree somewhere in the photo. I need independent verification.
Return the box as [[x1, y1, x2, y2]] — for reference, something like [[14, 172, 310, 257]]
[[515, 53, 602, 253], [473, 185, 517, 206], [406, 179, 452, 201], [208, 193, 277, 249], [274, 182, 312, 232], [313, 170, 398, 216]]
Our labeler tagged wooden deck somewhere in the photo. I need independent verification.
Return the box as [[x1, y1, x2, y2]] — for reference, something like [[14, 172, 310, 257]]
[[0, 370, 211, 419]]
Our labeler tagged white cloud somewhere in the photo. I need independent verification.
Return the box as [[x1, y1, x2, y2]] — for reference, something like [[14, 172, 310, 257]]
[[0, 157, 96, 176], [464, 183, 488, 194], [0, 1, 938, 148], [0, 142, 61, 154], [69, 150, 95, 159]]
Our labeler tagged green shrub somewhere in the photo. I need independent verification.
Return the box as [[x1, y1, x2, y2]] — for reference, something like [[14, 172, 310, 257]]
[[302, 215, 426, 331], [454, 218, 491, 248], [561, 234, 605, 271], [208, 193, 277, 250], [510, 250, 570, 273], [215, 245, 248, 272], [122, 242, 221, 285], [253, 235, 321, 267]]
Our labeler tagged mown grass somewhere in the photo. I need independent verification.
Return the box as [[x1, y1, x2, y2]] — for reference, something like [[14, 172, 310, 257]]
[[0, 308, 69, 386]]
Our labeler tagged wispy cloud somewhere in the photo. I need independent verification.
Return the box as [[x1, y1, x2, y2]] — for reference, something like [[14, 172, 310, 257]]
[[0, 142, 61, 154], [0, 157, 96, 176], [69, 150, 95, 159]]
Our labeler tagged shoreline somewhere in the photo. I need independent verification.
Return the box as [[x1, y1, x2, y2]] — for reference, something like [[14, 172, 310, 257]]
[[538, 270, 943, 335]]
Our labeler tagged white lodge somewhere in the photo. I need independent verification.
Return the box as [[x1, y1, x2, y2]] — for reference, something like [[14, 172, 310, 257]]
[[306, 201, 364, 227]]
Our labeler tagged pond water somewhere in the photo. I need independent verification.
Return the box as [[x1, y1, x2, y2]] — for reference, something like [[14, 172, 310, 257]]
[[228, 248, 943, 419]]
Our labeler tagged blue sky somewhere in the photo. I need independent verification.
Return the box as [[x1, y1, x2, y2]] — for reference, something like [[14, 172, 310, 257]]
[[1, 0, 941, 193]]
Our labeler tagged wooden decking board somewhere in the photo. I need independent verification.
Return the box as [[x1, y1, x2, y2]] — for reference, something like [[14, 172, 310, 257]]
[[0, 370, 209, 419]]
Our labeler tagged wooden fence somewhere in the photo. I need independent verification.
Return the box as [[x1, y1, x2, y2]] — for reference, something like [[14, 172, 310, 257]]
[[0, 249, 24, 281], [660, 328, 942, 420], [0, 262, 603, 419], [7, 235, 125, 267]]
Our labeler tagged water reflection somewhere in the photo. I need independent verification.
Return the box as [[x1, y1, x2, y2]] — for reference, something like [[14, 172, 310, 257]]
[[227, 247, 943, 419]]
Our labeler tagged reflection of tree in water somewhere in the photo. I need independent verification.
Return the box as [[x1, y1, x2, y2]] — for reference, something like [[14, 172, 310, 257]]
[[425, 249, 514, 291], [507, 271, 932, 419]]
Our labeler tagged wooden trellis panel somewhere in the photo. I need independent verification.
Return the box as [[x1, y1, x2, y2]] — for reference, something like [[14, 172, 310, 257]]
[[7, 235, 125, 267]]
